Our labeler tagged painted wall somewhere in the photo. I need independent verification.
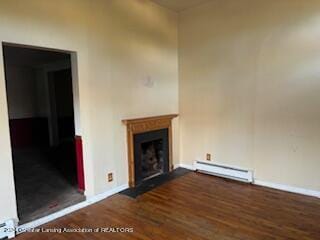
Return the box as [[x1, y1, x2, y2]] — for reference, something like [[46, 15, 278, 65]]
[[0, 0, 178, 222], [179, 0, 320, 191]]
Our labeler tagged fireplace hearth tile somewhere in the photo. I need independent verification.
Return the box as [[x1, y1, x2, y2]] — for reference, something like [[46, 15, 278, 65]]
[[119, 168, 191, 198]]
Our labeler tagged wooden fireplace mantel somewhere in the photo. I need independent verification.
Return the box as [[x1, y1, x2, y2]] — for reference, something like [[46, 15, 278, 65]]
[[123, 114, 178, 187]]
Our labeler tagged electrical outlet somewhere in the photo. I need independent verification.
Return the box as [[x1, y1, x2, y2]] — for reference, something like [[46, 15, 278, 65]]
[[206, 153, 211, 161], [108, 173, 113, 182]]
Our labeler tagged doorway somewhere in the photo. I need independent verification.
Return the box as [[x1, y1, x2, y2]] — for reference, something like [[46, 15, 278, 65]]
[[2, 44, 85, 224]]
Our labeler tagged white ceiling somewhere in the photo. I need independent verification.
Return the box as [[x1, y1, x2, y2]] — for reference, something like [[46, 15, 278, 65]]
[[152, 0, 210, 12]]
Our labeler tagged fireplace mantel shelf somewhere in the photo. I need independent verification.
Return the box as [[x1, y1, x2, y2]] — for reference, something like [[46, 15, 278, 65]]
[[122, 114, 179, 125], [123, 114, 178, 187], [122, 114, 178, 134]]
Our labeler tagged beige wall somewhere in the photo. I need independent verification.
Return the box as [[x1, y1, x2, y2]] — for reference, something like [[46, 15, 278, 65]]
[[0, 0, 178, 222], [1, 0, 319, 224], [179, 0, 320, 191]]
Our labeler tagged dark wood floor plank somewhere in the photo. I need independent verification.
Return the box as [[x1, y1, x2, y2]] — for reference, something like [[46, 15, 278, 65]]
[[16, 172, 320, 240]]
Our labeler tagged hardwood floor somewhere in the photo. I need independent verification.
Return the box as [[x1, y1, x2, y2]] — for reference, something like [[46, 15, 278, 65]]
[[17, 172, 320, 240]]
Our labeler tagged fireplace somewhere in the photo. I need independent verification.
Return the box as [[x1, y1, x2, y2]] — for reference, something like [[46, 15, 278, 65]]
[[134, 129, 169, 184], [123, 114, 178, 187]]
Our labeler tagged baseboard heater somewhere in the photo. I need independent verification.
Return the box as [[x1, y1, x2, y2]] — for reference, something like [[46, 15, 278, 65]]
[[0, 219, 15, 239], [194, 160, 253, 183]]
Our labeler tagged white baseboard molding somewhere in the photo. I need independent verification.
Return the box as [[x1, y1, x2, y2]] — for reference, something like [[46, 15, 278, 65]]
[[16, 184, 129, 234], [176, 163, 320, 199], [254, 180, 320, 198], [174, 163, 196, 171], [86, 184, 129, 204]]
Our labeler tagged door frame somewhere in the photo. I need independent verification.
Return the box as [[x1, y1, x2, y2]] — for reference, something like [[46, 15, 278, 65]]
[[1, 42, 85, 223]]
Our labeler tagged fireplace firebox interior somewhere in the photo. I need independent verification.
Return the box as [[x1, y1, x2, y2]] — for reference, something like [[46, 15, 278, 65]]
[[134, 129, 169, 185]]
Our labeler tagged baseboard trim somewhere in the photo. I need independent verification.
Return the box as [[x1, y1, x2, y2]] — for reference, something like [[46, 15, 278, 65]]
[[176, 164, 320, 199], [86, 184, 129, 204], [254, 180, 320, 198], [16, 184, 129, 234], [174, 163, 196, 171]]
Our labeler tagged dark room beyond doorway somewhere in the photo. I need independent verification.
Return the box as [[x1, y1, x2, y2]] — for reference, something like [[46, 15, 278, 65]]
[[2, 44, 85, 224]]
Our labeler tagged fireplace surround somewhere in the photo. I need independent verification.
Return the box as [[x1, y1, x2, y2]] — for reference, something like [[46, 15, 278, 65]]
[[123, 114, 178, 187]]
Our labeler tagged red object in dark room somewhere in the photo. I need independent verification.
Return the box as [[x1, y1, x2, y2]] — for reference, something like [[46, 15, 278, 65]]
[[75, 136, 85, 192]]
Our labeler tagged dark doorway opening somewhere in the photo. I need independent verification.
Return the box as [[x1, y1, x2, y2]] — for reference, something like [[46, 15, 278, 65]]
[[2, 44, 85, 224]]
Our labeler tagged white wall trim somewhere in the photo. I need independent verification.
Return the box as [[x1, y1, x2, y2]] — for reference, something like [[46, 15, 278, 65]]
[[254, 180, 320, 198], [174, 163, 196, 171], [176, 164, 320, 199], [16, 184, 129, 235], [86, 184, 128, 205]]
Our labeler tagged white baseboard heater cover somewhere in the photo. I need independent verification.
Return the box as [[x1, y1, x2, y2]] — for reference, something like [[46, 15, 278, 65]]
[[0, 219, 15, 239], [194, 161, 253, 183]]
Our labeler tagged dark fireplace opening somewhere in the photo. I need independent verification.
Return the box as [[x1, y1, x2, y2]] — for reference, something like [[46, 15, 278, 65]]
[[134, 129, 169, 185], [141, 139, 164, 179]]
